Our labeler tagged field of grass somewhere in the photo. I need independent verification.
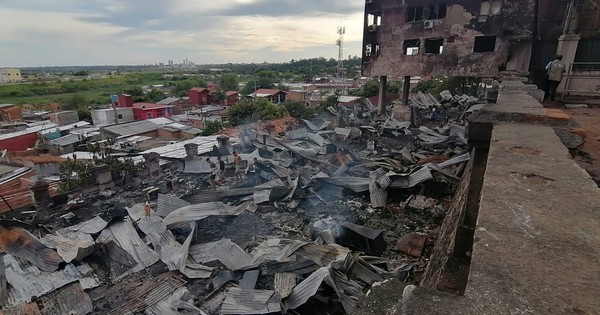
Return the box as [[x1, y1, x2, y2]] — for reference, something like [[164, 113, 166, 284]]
[[0, 72, 168, 105]]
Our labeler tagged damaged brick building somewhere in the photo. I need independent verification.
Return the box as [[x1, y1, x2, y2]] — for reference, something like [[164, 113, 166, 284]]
[[362, 0, 536, 78], [362, 0, 600, 108]]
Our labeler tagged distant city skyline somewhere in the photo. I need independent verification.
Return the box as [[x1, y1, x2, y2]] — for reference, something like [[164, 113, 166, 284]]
[[0, 0, 364, 67]]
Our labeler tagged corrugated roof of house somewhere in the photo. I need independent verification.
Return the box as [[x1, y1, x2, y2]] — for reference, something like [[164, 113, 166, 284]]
[[102, 120, 157, 136], [156, 97, 181, 105]]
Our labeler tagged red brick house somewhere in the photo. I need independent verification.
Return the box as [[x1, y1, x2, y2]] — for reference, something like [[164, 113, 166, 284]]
[[132, 103, 174, 120], [0, 104, 22, 123], [254, 89, 287, 103], [224, 91, 240, 106], [189, 88, 214, 106]]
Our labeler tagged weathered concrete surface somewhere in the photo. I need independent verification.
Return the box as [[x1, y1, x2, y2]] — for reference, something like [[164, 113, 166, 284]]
[[357, 124, 600, 315], [466, 124, 600, 314]]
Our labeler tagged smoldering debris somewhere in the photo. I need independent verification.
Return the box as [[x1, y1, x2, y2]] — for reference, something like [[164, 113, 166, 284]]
[[0, 90, 481, 314]]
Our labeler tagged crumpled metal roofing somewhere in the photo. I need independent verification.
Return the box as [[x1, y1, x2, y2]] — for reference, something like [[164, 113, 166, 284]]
[[96, 218, 160, 274], [39, 234, 95, 263], [157, 194, 191, 218], [39, 282, 93, 315], [4, 254, 99, 306], [0, 226, 63, 272], [141, 135, 239, 159], [220, 287, 281, 315], [106, 274, 186, 315], [162, 201, 249, 229]]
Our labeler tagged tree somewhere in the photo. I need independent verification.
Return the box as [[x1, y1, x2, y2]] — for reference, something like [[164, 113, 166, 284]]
[[283, 101, 314, 119], [218, 73, 240, 91], [63, 94, 89, 110], [174, 79, 207, 97], [147, 89, 167, 102], [213, 90, 227, 104], [227, 98, 288, 126], [276, 84, 290, 91], [202, 121, 223, 136], [227, 101, 258, 126], [124, 87, 149, 102]]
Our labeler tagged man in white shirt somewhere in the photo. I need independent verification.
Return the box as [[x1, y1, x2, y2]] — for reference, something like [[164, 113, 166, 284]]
[[544, 55, 566, 101]]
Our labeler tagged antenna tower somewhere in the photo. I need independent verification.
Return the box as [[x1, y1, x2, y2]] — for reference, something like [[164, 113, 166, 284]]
[[336, 26, 346, 84]]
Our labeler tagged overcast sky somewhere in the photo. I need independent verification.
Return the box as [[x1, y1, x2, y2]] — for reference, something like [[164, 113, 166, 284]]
[[0, 0, 365, 67]]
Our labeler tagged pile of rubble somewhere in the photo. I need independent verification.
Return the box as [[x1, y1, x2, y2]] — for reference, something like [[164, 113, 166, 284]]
[[0, 90, 484, 314]]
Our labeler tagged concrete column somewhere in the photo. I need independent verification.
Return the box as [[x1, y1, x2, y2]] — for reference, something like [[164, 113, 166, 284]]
[[403, 76, 411, 105], [144, 152, 162, 177], [30, 180, 50, 207], [556, 34, 581, 93], [95, 164, 114, 189], [377, 76, 388, 114], [184, 143, 199, 160]]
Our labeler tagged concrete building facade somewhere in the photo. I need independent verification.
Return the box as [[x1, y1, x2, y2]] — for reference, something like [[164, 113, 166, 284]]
[[91, 108, 134, 126], [362, 0, 536, 78], [0, 68, 22, 83]]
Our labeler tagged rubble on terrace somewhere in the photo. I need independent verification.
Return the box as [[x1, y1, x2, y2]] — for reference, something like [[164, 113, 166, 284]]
[[0, 91, 484, 314]]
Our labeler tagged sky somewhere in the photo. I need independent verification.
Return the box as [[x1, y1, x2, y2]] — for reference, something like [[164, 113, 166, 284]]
[[0, 0, 365, 67]]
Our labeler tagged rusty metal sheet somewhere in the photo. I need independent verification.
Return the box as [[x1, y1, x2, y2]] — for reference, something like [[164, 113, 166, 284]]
[[220, 288, 281, 315], [0, 226, 63, 272], [39, 282, 92, 315], [39, 234, 95, 263]]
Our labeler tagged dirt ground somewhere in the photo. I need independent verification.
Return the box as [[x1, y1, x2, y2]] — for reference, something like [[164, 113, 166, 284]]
[[563, 106, 600, 185]]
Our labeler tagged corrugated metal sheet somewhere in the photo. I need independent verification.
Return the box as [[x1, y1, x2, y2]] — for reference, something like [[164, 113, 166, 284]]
[[102, 120, 157, 137], [39, 234, 95, 263], [107, 275, 186, 315], [210, 238, 253, 271], [284, 267, 330, 310], [157, 194, 191, 218], [66, 216, 109, 235], [274, 273, 297, 299], [0, 122, 58, 141], [144, 287, 202, 315], [302, 119, 331, 131], [39, 282, 92, 315], [0, 254, 6, 306], [4, 254, 99, 306], [294, 243, 350, 267], [39, 121, 91, 135], [137, 216, 212, 279], [96, 218, 160, 273], [0, 226, 63, 272], [188, 241, 219, 264], [48, 134, 81, 147], [162, 202, 247, 229], [141, 135, 239, 160], [220, 288, 281, 315]]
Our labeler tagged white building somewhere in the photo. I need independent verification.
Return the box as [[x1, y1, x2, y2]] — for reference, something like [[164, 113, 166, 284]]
[[91, 107, 134, 126], [0, 68, 22, 84]]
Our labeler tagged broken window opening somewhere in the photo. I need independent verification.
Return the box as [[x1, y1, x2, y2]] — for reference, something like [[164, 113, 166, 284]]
[[407, 6, 424, 22], [367, 13, 382, 26], [404, 39, 420, 56], [428, 4, 447, 20], [473, 35, 497, 53], [365, 43, 380, 57], [480, 0, 502, 17], [425, 38, 444, 54]]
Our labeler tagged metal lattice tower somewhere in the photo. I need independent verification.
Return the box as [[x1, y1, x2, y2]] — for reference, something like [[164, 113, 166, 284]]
[[336, 26, 346, 83]]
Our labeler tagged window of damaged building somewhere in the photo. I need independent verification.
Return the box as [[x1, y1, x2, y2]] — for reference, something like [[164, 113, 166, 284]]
[[365, 43, 381, 57], [425, 38, 444, 54], [479, 0, 502, 22], [407, 4, 447, 22], [473, 35, 497, 52], [404, 39, 420, 55], [367, 12, 382, 29]]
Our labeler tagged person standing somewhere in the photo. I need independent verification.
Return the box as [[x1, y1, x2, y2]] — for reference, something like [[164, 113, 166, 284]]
[[206, 158, 219, 190], [545, 55, 566, 102], [217, 156, 226, 181], [233, 151, 243, 181]]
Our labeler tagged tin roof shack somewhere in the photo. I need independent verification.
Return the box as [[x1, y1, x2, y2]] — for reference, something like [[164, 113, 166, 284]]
[[362, 0, 536, 78], [101, 120, 159, 139], [48, 111, 79, 126], [0, 104, 22, 123]]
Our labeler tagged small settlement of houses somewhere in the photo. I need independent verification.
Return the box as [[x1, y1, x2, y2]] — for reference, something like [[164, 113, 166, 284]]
[[1, 0, 600, 312], [0, 77, 486, 314]]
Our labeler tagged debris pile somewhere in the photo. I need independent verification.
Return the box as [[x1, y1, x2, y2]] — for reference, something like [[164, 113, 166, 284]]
[[0, 90, 482, 314]]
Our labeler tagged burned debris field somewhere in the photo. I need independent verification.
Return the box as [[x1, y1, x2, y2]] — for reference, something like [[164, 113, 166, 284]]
[[0, 93, 479, 314]]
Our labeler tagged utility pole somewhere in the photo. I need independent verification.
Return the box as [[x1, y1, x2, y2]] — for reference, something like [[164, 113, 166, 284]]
[[336, 26, 346, 92], [109, 84, 118, 124]]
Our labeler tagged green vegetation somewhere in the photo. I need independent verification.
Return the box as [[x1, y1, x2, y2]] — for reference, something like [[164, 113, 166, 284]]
[[201, 121, 224, 136], [0, 72, 170, 105], [413, 77, 482, 97], [227, 98, 288, 126], [59, 159, 96, 192], [218, 73, 240, 91]]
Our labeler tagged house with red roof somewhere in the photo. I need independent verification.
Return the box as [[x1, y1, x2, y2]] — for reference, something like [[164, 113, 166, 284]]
[[132, 103, 174, 121], [189, 87, 214, 106], [253, 89, 287, 103]]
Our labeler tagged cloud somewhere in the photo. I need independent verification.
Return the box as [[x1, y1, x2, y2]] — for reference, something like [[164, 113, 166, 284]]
[[0, 0, 365, 66]]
